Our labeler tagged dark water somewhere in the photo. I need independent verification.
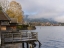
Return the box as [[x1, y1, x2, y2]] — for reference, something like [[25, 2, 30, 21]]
[[32, 26, 64, 48]]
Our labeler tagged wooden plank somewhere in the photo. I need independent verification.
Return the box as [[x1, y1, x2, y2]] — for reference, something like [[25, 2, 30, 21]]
[[22, 42, 24, 48], [26, 43, 29, 48], [4, 39, 37, 44]]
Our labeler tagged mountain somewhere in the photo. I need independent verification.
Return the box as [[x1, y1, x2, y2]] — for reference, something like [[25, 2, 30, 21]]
[[24, 15, 58, 24]]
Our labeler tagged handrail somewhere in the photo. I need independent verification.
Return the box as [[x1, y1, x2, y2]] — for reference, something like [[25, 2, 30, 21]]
[[2, 32, 38, 42]]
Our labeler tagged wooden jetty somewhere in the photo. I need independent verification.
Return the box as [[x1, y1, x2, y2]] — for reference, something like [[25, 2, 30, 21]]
[[2, 31, 38, 43], [1, 31, 41, 48]]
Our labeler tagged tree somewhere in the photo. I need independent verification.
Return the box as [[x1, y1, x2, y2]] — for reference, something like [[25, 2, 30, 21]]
[[6, 9, 15, 18], [0, 6, 2, 10], [0, 0, 9, 12], [6, 1, 24, 23]]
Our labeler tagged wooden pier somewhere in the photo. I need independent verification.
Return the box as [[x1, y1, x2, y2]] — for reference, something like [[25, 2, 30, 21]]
[[1, 31, 41, 48], [2, 31, 38, 43]]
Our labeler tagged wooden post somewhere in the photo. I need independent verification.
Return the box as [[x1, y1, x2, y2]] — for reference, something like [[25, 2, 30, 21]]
[[35, 40, 41, 48], [38, 41, 41, 48], [26, 42, 29, 48], [32, 44, 34, 48], [1, 33, 5, 48], [22, 42, 24, 48], [30, 44, 34, 48]]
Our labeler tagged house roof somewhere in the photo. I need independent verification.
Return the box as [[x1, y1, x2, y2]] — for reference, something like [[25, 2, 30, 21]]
[[0, 10, 11, 21]]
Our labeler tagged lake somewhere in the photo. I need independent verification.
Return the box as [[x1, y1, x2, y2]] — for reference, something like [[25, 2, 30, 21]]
[[32, 26, 64, 48]]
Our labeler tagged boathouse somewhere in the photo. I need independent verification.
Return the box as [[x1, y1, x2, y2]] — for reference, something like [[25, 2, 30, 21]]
[[0, 7, 41, 48]]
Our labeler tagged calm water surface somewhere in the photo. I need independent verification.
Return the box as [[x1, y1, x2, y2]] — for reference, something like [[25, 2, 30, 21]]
[[32, 26, 64, 48]]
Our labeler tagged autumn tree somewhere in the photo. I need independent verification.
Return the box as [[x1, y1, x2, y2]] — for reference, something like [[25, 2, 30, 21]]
[[6, 1, 24, 23]]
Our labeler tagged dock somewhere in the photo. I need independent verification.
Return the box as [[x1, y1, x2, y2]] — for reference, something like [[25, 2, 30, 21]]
[[1, 31, 41, 48], [2, 31, 38, 43]]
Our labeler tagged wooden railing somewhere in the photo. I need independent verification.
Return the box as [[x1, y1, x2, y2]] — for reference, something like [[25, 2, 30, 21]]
[[1, 31, 38, 42]]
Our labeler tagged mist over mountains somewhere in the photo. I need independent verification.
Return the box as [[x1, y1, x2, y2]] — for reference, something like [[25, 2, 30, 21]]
[[24, 15, 58, 24]]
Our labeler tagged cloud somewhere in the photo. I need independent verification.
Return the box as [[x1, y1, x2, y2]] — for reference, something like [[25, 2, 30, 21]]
[[9, 0, 64, 22], [54, 16, 64, 23]]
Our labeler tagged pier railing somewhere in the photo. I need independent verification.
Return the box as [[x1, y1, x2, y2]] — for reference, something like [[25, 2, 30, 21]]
[[1, 31, 38, 43]]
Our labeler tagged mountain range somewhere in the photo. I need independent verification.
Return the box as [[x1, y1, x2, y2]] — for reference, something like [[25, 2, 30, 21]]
[[24, 15, 58, 24]]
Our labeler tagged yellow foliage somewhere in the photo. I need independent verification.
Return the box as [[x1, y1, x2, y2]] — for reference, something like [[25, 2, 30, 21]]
[[6, 10, 15, 18], [6, 1, 23, 23], [18, 15, 23, 23]]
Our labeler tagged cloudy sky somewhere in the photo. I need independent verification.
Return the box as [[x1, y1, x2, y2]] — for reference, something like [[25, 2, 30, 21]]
[[9, 0, 64, 23]]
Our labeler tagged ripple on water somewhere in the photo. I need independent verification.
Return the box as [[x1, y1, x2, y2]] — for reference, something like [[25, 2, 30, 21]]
[[42, 45, 58, 48], [41, 39, 64, 48]]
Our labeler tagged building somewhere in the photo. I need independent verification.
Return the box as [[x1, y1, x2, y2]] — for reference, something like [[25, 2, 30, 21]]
[[0, 9, 11, 48], [0, 7, 41, 48]]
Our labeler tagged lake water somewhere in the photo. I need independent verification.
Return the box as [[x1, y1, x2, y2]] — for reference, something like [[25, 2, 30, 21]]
[[32, 26, 64, 48]]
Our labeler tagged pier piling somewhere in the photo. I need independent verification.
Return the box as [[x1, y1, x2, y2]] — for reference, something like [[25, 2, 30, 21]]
[[22, 42, 24, 48], [26, 42, 29, 48]]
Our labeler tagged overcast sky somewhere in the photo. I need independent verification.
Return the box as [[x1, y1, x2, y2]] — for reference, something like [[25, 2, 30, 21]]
[[9, 0, 64, 23]]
